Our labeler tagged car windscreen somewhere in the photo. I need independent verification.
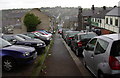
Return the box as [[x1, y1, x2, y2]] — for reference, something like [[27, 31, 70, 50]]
[[2, 35, 15, 41], [18, 34, 32, 39], [110, 40, 120, 57], [25, 33, 35, 38], [0, 38, 12, 48], [15, 35, 25, 41]]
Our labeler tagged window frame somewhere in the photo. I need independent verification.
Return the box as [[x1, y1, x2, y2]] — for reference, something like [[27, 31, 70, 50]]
[[94, 39, 109, 55]]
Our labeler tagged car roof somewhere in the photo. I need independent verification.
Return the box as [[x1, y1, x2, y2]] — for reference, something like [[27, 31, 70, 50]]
[[95, 34, 120, 41], [77, 32, 96, 35]]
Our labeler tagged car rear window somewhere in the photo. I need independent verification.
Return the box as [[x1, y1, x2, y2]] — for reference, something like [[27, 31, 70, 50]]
[[110, 40, 120, 56]]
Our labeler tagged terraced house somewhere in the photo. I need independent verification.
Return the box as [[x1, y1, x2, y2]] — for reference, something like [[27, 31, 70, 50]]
[[91, 7, 120, 34], [105, 7, 120, 33]]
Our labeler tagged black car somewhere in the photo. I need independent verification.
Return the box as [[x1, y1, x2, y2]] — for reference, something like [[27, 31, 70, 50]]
[[24, 33, 50, 45], [71, 32, 97, 56], [2, 35, 46, 55], [65, 31, 80, 46]]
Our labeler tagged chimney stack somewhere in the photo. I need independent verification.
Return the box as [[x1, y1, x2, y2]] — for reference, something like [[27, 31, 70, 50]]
[[79, 7, 83, 13], [103, 6, 106, 10], [91, 5, 95, 13]]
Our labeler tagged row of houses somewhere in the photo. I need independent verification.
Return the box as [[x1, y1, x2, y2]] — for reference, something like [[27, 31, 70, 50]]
[[78, 6, 120, 34], [2, 8, 56, 34]]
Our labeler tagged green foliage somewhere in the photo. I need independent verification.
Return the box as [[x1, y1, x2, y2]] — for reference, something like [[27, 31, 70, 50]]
[[24, 13, 41, 32]]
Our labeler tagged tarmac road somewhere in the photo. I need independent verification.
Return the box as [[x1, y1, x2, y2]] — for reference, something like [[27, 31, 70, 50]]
[[43, 34, 82, 76]]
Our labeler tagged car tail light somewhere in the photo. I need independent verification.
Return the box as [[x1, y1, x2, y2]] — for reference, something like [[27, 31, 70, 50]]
[[68, 37, 73, 40], [109, 56, 120, 70], [77, 41, 82, 47]]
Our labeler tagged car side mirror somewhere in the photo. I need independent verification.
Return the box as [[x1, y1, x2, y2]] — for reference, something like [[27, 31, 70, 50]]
[[11, 39, 17, 44]]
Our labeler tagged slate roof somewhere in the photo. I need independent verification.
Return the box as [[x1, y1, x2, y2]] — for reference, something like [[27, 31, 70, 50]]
[[81, 7, 113, 17], [69, 16, 78, 22], [92, 10, 111, 19], [106, 7, 120, 17]]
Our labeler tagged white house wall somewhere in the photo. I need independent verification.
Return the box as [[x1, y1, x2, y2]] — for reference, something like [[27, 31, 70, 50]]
[[105, 16, 120, 33]]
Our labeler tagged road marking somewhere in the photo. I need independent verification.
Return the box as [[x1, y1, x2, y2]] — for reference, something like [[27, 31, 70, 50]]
[[61, 36, 91, 76]]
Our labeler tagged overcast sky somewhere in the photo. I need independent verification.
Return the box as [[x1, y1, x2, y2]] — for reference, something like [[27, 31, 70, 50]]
[[0, 0, 120, 10]]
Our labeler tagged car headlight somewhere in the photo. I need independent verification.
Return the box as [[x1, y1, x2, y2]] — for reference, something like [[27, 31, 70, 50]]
[[37, 43, 43, 46], [47, 38, 50, 40], [23, 52, 30, 56]]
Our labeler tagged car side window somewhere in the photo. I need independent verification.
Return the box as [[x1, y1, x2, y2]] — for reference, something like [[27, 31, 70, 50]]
[[86, 38, 97, 51], [74, 35, 78, 40], [94, 39, 109, 55]]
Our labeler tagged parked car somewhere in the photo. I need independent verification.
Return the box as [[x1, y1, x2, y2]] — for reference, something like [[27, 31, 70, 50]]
[[1, 38, 37, 71], [65, 31, 80, 46], [36, 30, 53, 37], [62, 30, 72, 40], [16, 34, 44, 43], [71, 32, 97, 56], [58, 28, 62, 34], [61, 28, 70, 39], [33, 31, 52, 39], [83, 34, 120, 78], [24, 32, 50, 45], [2, 35, 46, 55]]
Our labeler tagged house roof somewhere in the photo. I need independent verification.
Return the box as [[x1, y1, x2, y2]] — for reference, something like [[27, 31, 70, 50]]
[[92, 10, 111, 19], [81, 7, 113, 17], [106, 7, 120, 17], [69, 16, 78, 22]]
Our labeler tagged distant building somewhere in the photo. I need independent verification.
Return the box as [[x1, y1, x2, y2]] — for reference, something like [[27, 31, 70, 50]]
[[105, 7, 120, 33], [69, 16, 78, 30], [2, 9, 30, 34], [21, 8, 53, 33], [91, 7, 120, 34], [78, 7, 94, 31], [91, 7, 113, 34], [77, 6, 113, 31]]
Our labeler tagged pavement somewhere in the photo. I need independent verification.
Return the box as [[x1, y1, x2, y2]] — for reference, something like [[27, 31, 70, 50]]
[[43, 34, 82, 76]]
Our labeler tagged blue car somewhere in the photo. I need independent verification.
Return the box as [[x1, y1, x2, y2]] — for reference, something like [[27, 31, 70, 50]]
[[1, 38, 37, 71]]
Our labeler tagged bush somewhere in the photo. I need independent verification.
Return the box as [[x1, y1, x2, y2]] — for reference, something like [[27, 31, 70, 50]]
[[24, 13, 41, 32]]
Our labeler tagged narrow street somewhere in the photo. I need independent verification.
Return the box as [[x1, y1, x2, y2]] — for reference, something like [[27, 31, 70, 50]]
[[43, 34, 82, 76]]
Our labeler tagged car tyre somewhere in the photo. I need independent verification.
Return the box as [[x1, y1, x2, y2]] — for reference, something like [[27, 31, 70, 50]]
[[2, 57, 16, 72], [83, 58, 87, 68], [98, 71, 105, 78]]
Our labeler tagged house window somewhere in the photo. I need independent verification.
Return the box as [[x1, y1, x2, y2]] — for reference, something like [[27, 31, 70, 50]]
[[98, 19, 100, 22], [100, 19, 102, 23], [115, 19, 118, 26], [110, 18, 113, 25], [106, 18, 108, 24], [95, 19, 97, 22]]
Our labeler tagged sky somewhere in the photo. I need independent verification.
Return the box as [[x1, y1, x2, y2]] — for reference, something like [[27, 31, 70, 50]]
[[0, 0, 120, 10]]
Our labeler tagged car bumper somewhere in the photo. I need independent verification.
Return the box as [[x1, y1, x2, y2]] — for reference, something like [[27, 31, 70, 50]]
[[105, 74, 120, 78], [16, 52, 37, 64]]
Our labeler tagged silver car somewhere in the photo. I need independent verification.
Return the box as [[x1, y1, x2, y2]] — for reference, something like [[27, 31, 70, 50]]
[[83, 34, 120, 78]]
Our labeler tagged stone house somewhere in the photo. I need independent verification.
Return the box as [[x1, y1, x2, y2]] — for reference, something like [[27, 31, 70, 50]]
[[21, 8, 52, 33]]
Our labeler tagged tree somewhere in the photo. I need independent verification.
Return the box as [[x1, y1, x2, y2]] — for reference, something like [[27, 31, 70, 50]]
[[24, 13, 41, 32]]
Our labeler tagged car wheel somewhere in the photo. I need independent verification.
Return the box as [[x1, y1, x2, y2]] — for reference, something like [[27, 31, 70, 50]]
[[83, 58, 87, 68], [2, 57, 16, 71], [98, 71, 105, 78]]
